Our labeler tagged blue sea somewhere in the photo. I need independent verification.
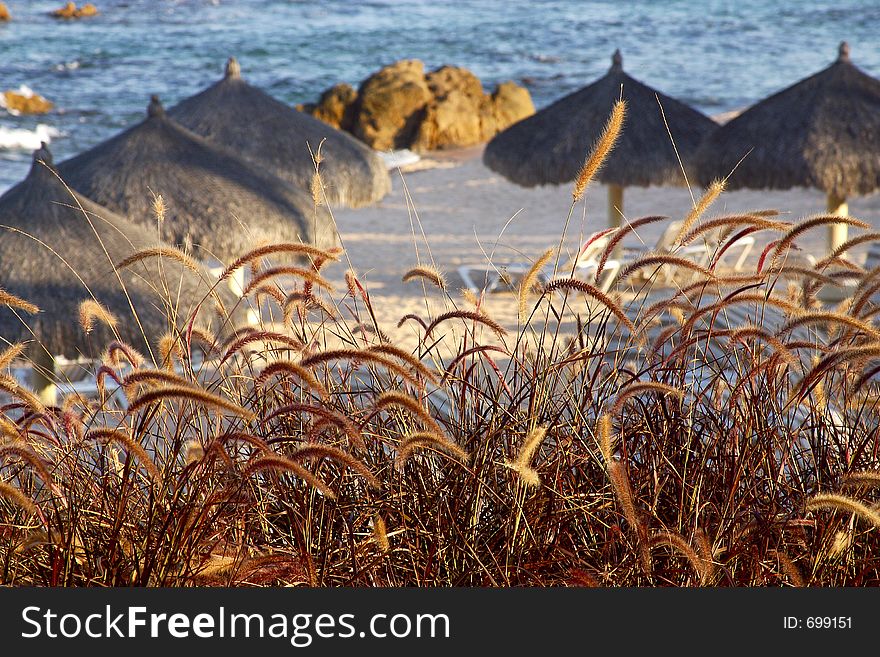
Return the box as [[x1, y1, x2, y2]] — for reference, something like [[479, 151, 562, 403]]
[[1, 0, 879, 192]]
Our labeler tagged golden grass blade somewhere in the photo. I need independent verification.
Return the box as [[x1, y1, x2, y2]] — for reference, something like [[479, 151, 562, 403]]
[[291, 444, 381, 490], [244, 455, 336, 500], [541, 277, 635, 332], [572, 100, 626, 202], [0, 374, 45, 414], [242, 266, 334, 296], [402, 266, 447, 291], [86, 428, 162, 487], [78, 299, 117, 334], [675, 179, 725, 245], [220, 243, 340, 281], [0, 288, 39, 314], [0, 480, 37, 514], [597, 414, 614, 464], [617, 253, 713, 284], [395, 432, 470, 471], [0, 343, 25, 371], [611, 381, 684, 415], [374, 391, 444, 436], [257, 361, 331, 401], [518, 248, 555, 322], [424, 310, 507, 339], [806, 493, 880, 528], [503, 425, 547, 487], [128, 385, 255, 420], [650, 530, 705, 584], [841, 471, 880, 489], [115, 246, 201, 274], [373, 514, 390, 553]]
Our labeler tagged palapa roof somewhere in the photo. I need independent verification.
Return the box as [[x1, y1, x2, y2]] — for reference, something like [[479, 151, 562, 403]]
[[0, 145, 233, 359], [57, 96, 338, 262], [693, 43, 880, 197], [483, 50, 717, 188], [169, 57, 391, 208]]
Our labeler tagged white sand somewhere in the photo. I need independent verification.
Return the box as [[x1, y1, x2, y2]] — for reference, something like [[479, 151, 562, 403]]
[[321, 145, 880, 350]]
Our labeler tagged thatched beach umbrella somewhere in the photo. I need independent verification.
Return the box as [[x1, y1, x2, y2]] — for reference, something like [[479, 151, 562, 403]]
[[57, 96, 338, 263], [0, 145, 232, 401], [483, 50, 717, 230], [168, 57, 391, 208], [694, 42, 880, 253]]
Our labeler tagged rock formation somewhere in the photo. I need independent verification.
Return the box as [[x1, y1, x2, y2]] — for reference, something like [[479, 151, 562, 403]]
[[51, 2, 99, 18], [1, 89, 54, 115], [302, 60, 534, 152]]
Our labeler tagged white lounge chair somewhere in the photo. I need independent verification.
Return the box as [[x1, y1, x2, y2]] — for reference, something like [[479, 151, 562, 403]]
[[457, 232, 621, 294]]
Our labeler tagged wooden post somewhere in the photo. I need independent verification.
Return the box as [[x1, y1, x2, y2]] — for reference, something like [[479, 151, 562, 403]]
[[815, 192, 851, 303], [827, 191, 849, 254], [29, 347, 57, 406], [608, 184, 624, 257]]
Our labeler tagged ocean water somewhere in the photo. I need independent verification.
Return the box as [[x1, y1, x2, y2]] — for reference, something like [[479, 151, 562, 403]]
[[1, 0, 879, 192]]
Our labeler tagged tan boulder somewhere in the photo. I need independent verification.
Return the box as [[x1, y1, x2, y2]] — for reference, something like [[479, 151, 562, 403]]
[[488, 81, 534, 131], [303, 61, 535, 151], [413, 88, 483, 151], [0, 3, 11, 21], [2, 89, 53, 114], [425, 66, 484, 101], [309, 83, 358, 131], [353, 59, 432, 150], [51, 2, 77, 17], [51, 2, 99, 18], [413, 74, 534, 151]]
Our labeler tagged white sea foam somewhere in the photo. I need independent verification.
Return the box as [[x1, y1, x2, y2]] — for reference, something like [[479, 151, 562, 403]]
[[0, 124, 62, 150]]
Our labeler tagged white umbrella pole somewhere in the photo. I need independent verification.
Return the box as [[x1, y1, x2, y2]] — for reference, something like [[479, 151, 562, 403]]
[[29, 348, 57, 406], [608, 184, 624, 257], [827, 192, 849, 254]]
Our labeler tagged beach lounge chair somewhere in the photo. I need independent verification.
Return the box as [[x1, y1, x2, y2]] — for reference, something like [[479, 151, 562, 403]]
[[457, 232, 621, 294]]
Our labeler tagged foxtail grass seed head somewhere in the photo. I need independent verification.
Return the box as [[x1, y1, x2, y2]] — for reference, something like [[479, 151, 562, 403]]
[[402, 265, 447, 291], [0, 288, 39, 315], [829, 530, 854, 560], [373, 514, 390, 553], [395, 432, 470, 471], [572, 100, 626, 202], [806, 493, 880, 529], [311, 171, 324, 207], [504, 425, 548, 487], [78, 299, 117, 334], [597, 414, 614, 463], [676, 179, 725, 245], [518, 248, 554, 322], [185, 440, 205, 465], [0, 481, 37, 514], [0, 343, 24, 371], [152, 193, 166, 226]]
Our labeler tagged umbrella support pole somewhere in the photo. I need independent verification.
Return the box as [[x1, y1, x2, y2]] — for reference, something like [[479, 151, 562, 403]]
[[608, 184, 624, 257], [29, 348, 57, 406], [827, 192, 849, 254]]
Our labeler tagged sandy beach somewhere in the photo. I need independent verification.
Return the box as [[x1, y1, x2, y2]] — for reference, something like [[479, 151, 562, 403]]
[[326, 145, 880, 350]]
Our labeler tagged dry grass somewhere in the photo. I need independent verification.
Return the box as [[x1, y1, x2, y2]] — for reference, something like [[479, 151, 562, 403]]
[[3, 110, 880, 587]]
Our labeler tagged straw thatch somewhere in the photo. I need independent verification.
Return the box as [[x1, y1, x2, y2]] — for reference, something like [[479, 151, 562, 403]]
[[694, 43, 880, 198], [0, 145, 233, 359], [169, 57, 391, 208], [57, 96, 338, 262], [483, 50, 717, 188]]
